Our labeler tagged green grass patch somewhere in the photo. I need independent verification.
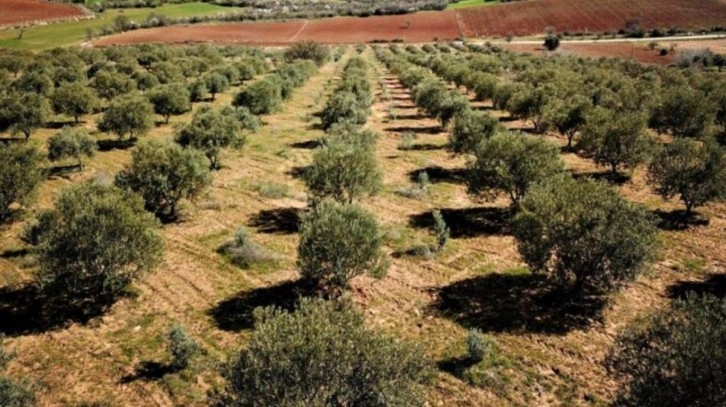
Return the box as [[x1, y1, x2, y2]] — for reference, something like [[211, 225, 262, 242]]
[[446, 0, 501, 10], [0, 3, 244, 50]]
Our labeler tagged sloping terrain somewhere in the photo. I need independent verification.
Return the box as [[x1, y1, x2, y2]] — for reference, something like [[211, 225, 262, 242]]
[[0, 0, 88, 27]]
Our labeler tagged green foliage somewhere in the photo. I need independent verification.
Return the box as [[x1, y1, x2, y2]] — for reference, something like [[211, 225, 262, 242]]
[[233, 79, 282, 115], [175, 106, 245, 170], [0, 341, 36, 407], [167, 324, 198, 371], [29, 183, 164, 305], [91, 70, 136, 100], [51, 82, 99, 123], [115, 140, 212, 220], [220, 298, 432, 406], [579, 107, 653, 173], [450, 108, 501, 155], [283, 41, 330, 67], [544, 34, 560, 51], [432, 209, 449, 253], [647, 138, 726, 213], [607, 294, 726, 407], [304, 127, 382, 204], [0, 92, 50, 139], [298, 200, 387, 295], [651, 86, 714, 138], [203, 72, 230, 101], [219, 227, 280, 269], [514, 175, 659, 294], [98, 92, 154, 140], [0, 143, 43, 222], [12, 72, 53, 96], [468, 132, 565, 205], [467, 328, 494, 363], [320, 90, 369, 130], [541, 94, 592, 148], [147, 82, 191, 123], [47, 127, 97, 170]]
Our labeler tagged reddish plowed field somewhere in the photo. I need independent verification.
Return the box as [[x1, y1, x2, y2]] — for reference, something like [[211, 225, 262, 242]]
[[0, 0, 86, 26], [458, 0, 726, 37], [503, 42, 677, 65]]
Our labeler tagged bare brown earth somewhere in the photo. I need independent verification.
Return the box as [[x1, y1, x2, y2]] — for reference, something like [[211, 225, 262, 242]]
[[95, 0, 726, 46], [0, 0, 87, 27], [1, 49, 725, 406]]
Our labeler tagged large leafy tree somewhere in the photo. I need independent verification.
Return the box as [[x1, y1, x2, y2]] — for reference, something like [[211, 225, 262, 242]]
[[98, 92, 154, 140], [541, 94, 592, 148], [27, 183, 164, 306], [651, 85, 714, 139], [0, 92, 51, 140], [513, 175, 659, 295], [175, 106, 245, 170], [0, 143, 43, 222], [648, 138, 726, 214], [220, 298, 432, 406], [47, 127, 97, 171], [468, 132, 565, 205], [51, 82, 99, 123], [607, 294, 726, 407], [115, 140, 211, 220], [298, 200, 387, 296]]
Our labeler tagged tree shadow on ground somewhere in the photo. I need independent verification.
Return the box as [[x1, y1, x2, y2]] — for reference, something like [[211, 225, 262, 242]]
[[572, 170, 631, 186], [97, 138, 136, 152], [209, 279, 308, 331], [399, 143, 447, 152], [248, 207, 303, 234], [120, 361, 176, 384], [409, 166, 467, 184], [0, 137, 25, 145], [0, 284, 116, 337], [429, 273, 606, 335], [289, 139, 321, 149], [0, 248, 29, 259], [667, 274, 726, 300], [652, 209, 709, 231], [45, 121, 78, 129], [394, 113, 427, 120], [437, 356, 478, 378], [410, 207, 512, 238], [46, 164, 81, 178], [386, 125, 442, 135], [286, 165, 308, 180]]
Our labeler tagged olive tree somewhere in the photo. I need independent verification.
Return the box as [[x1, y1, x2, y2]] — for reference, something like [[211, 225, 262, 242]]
[[220, 298, 431, 406], [513, 175, 659, 295], [283, 41, 330, 67], [203, 72, 230, 101], [468, 132, 565, 205], [606, 294, 726, 407], [579, 108, 653, 174], [98, 92, 154, 140], [51, 82, 99, 123], [175, 106, 245, 170], [541, 94, 592, 148], [0, 92, 50, 140], [147, 82, 191, 124], [304, 134, 382, 204], [115, 140, 211, 220], [647, 138, 726, 214], [320, 90, 368, 130], [651, 86, 714, 138], [28, 183, 163, 306], [0, 144, 43, 222], [232, 79, 282, 115], [449, 108, 501, 155], [47, 127, 97, 171], [92, 70, 136, 100], [297, 201, 387, 296]]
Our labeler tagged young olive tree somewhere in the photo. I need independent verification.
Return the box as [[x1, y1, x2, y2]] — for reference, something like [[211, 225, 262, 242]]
[[283, 41, 330, 67], [541, 94, 592, 149], [175, 106, 245, 170], [607, 294, 726, 407], [28, 183, 163, 307], [98, 92, 154, 140], [320, 90, 369, 130], [47, 127, 97, 171], [203, 72, 230, 101], [51, 82, 99, 123], [115, 140, 211, 220], [147, 82, 191, 124], [233, 79, 282, 115], [579, 107, 653, 174], [0, 143, 43, 222], [298, 200, 387, 296], [651, 86, 714, 139], [0, 92, 51, 140], [513, 175, 659, 295], [468, 132, 565, 206], [647, 138, 726, 214]]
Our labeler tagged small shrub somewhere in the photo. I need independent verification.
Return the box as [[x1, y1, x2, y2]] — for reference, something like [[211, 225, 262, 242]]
[[397, 131, 416, 151], [467, 328, 493, 363], [219, 227, 280, 269], [167, 324, 198, 370], [432, 209, 449, 253]]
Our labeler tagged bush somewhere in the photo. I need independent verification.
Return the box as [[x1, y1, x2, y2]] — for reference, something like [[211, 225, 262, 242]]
[[513, 175, 659, 295], [47, 127, 97, 171], [607, 294, 726, 407], [175, 106, 246, 170], [98, 92, 154, 140], [647, 138, 726, 214], [298, 200, 387, 296], [468, 132, 565, 205], [0, 143, 43, 222], [432, 209, 449, 253], [167, 324, 198, 370], [219, 227, 281, 269], [283, 41, 330, 67], [233, 79, 282, 115], [467, 328, 494, 363], [320, 90, 369, 130], [115, 140, 211, 220], [29, 183, 164, 306], [219, 298, 433, 406]]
